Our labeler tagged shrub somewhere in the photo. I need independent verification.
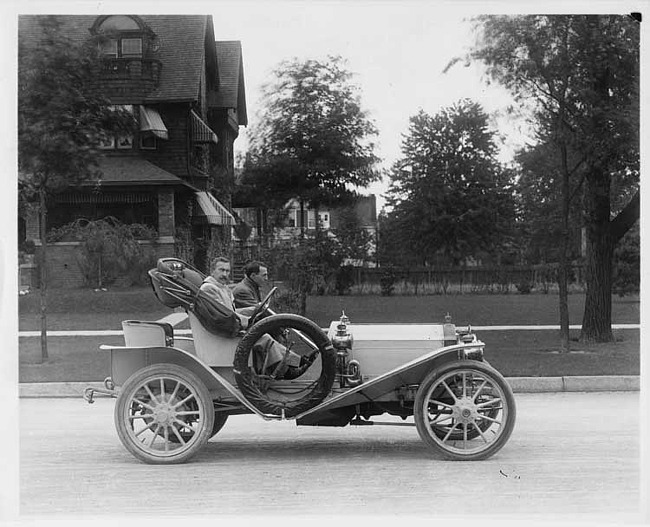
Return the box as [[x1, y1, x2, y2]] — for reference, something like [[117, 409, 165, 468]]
[[271, 288, 302, 314], [47, 217, 158, 288], [380, 267, 397, 296], [516, 281, 533, 294], [613, 223, 640, 296], [335, 265, 355, 295]]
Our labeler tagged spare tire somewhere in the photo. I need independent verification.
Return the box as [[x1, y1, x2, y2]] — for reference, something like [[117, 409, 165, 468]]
[[233, 314, 336, 418]]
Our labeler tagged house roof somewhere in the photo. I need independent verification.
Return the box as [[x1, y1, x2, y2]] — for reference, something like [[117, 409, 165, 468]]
[[18, 15, 213, 103], [91, 156, 192, 187], [211, 41, 248, 125], [143, 15, 211, 102]]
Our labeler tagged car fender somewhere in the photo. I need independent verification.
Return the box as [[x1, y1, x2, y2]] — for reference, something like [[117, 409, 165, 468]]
[[99, 343, 273, 418], [294, 341, 485, 419]]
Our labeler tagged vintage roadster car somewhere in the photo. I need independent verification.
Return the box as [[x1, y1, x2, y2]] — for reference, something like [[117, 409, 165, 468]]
[[84, 258, 516, 464]]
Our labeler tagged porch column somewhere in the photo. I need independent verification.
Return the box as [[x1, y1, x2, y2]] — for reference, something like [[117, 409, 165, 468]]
[[157, 189, 175, 239], [25, 207, 40, 242]]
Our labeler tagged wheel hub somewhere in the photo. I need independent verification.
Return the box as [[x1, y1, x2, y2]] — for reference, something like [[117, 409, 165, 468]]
[[452, 397, 478, 425], [153, 403, 174, 425]]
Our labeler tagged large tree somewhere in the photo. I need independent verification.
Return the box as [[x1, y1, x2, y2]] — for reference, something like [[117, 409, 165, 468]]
[[469, 15, 639, 342], [238, 55, 380, 215], [18, 16, 135, 361], [237, 55, 380, 311], [384, 100, 515, 266]]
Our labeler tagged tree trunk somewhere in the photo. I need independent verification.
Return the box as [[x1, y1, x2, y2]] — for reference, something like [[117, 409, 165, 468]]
[[557, 143, 571, 353], [38, 186, 49, 362], [580, 167, 614, 342], [299, 200, 305, 239], [580, 17, 615, 343], [299, 290, 307, 317], [554, 61, 573, 353]]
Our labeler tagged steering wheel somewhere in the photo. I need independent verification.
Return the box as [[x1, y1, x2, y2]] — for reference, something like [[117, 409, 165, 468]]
[[247, 286, 278, 328]]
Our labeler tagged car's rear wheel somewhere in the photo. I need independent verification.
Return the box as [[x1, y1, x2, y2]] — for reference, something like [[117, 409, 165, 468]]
[[114, 363, 214, 464], [414, 360, 515, 461]]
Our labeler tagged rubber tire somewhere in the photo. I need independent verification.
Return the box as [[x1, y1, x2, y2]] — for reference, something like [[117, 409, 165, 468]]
[[414, 360, 516, 461], [210, 412, 229, 438], [233, 314, 336, 418], [114, 363, 214, 465]]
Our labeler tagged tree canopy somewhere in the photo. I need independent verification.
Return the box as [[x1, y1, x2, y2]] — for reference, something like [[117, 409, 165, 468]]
[[237, 55, 380, 210], [383, 100, 515, 266]]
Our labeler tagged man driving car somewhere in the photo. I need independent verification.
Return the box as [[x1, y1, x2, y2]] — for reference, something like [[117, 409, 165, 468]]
[[233, 260, 268, 308]]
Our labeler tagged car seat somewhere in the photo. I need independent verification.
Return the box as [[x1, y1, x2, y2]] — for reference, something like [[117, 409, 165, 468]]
[[148, 258, 241, 338]]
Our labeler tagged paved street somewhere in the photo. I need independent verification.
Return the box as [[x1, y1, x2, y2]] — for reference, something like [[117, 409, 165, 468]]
[[18, 392, 642, 520]]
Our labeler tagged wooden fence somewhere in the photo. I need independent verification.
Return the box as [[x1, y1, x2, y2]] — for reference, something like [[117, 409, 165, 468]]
[[344, 264, 586, 295]]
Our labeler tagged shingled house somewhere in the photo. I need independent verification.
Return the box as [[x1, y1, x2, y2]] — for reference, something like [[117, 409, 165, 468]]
[[18, 15, 247, 287]]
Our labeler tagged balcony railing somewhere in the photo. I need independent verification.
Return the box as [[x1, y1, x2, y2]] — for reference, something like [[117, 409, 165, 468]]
[[100, 58, 162, 84]]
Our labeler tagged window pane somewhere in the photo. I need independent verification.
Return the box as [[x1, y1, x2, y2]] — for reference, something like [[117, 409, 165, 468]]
[[117, 135, 134, 149], [121, 38, 142, 56], [99, 136, 115, 149], [99, 16, 140, 31], [320, 212, 330, 229], [140, 134, 156, 150], [101, 39, 118, 56]]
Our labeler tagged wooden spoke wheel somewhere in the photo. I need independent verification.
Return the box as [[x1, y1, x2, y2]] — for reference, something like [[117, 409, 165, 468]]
[[414, 360, 516, 461], [114, 364, 214, 464]]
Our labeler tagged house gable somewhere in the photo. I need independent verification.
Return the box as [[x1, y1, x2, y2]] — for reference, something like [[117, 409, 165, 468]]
[[211, 41, 248, 126]]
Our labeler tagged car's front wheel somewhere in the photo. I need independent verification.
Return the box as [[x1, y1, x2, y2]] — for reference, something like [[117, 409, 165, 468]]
[[414, 360, 516, 461]]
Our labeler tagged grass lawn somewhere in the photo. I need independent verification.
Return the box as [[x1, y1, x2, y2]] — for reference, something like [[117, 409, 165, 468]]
[[304, 293, 640, 327], [18, 288, 640, 382]]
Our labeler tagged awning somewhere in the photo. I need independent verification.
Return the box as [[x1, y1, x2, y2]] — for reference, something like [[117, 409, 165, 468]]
[[140, 106, 169, 139], [190, 110, 219, 145], [194, 191, 235, 225]]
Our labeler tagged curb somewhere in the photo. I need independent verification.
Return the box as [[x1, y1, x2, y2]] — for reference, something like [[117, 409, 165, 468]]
[[18, 376, 640, 398]]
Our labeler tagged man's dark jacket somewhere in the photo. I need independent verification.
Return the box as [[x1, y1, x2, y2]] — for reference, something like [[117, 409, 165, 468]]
[[232, 276, 261, 308]]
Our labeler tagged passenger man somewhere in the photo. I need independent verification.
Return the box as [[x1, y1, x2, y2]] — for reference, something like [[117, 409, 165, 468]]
[[199, 256, 252, 318], [233, 261, 268, 309]]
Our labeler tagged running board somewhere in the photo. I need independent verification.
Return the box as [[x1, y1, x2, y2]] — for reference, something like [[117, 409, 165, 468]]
[[350, 418, 415, 427]]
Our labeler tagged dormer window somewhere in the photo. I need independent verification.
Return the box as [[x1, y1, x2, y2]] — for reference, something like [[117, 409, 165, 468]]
[[95, 15, 145, 58]]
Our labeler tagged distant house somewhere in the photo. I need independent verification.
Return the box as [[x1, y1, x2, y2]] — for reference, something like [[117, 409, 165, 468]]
[[233, 194, 378, 267], [18, 15, 247, 287], [277, 196, 376, 238]]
